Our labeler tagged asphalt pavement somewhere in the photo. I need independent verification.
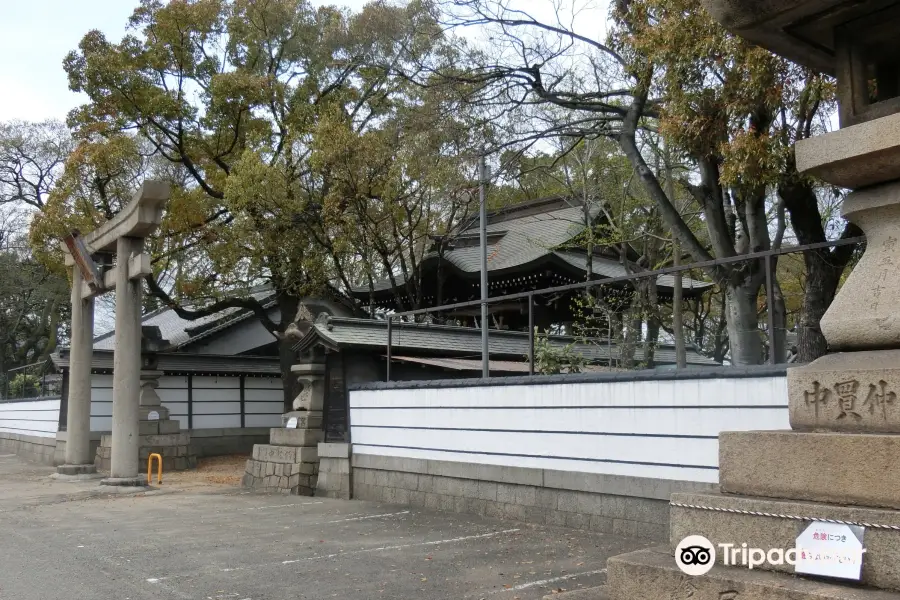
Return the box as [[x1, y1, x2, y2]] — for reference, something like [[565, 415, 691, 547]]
[[0, 454, 650, 600]]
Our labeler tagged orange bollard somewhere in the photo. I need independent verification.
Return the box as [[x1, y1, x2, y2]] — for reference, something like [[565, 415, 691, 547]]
[[148, 453, 163, 485]]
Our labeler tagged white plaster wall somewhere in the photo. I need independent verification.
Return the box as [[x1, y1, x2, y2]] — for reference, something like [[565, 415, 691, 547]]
[[89, 374, 284, 431], [349, 376, 789, 484], [0, 398, 60, 437]]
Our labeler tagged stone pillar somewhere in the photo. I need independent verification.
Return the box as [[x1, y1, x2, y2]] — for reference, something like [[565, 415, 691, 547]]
[[241, 361, 324, 495], [102, 236, 144, 486], [57, 266, 98, 477]]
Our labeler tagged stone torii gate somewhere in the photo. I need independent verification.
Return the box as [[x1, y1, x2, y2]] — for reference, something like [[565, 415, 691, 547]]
[[56, 181, 169, 486]]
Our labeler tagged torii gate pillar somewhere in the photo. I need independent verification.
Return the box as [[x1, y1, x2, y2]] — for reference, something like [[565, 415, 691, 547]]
[[57, 181, 169, 486]]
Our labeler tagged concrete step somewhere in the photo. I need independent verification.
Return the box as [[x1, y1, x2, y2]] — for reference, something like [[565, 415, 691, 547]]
[[606, 547, 900, 600], [669, 492, 900, 591], [720, 430, 900, 510], [542, 585, 609, 599]]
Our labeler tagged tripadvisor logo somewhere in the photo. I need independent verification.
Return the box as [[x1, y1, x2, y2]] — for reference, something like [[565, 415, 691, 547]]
[[675, 535, 716, 576], [674, 534, 865, 575]]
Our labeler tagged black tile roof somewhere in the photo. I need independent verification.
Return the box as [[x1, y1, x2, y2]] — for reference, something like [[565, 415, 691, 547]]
[[294, 316, 720, 367]]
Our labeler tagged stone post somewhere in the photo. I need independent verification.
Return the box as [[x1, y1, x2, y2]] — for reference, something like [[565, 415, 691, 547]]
[[57, 266, 98, 476], [102, 236, 144, 486]]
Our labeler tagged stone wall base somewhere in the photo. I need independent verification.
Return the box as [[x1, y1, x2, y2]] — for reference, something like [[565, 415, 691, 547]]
[[350, 454, 716, 541], [94, 429, 197, 472], [190, 427, 270, 457], [0, 432, 57, 465], [54, 431, 103, 467], [316, 443, 351, 499], [241, 459, 318, 495]]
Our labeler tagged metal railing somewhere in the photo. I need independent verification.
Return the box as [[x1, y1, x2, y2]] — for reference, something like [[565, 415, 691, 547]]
[[384, 236, 865, 381], [1, 359, 60, 402]]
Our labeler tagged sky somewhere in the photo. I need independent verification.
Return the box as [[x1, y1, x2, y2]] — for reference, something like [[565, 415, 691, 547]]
[[0, 1, 133, 122], [0, 0, 371, 123], [0, 0, 609, 123]]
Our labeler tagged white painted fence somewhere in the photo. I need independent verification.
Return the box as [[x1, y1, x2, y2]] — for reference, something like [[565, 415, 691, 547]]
[[0, 398, 61, 438], [350, 375, 789, 484]]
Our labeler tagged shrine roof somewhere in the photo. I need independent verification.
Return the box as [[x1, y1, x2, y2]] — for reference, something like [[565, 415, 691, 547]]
[[349, 196, 713, 298], [92, 288, 277, 352], [50, 350, 282, 376], [293, 315, 720, 368]]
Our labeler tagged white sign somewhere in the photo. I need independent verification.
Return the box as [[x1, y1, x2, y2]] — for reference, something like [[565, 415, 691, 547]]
[[147, 411, 160, 421], [795, 521, 865, 580], [285, 417, 298, 429]]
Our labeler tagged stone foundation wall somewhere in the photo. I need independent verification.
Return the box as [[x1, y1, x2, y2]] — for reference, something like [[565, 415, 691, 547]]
[[316, 443, 351, 499], [242, 442, 319, 495], [0, 432, 57, 465], [242, 458, 318, 494], [53, 432, 103, 466], [351, 454, 718, 541]]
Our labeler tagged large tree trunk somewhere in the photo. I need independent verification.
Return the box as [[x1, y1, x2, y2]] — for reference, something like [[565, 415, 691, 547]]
[[724, 278, 764, 365], [276, 292, 303, 413], [796, 250, 838, 362], [770, 277, 788, 363], [779, 171, 863, 363]]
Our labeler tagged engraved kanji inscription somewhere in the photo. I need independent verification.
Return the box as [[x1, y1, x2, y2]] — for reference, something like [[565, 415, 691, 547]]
[[804, 381, 830, 420], [834, 380, 862, 421], [884, 236, 898, 251], [863, 380, 897, 420]]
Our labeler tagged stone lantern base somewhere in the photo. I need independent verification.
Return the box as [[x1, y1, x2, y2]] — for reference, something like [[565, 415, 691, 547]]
[[94, 416, 198, 473], [241, 361, 325, 495], [240, 422, 323, 495], [94, 369, 197, 475]]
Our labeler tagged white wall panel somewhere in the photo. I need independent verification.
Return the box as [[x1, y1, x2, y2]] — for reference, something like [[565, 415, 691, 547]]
[[157, 389, 188, 404], [193, 388, 240, 402], [91, 388, 113, 403], [91, 401, 113, 417], [193, 401, 240, 415], [193, 376, 240, 389], [0, 398, 60, 436], [245, 413, 282, 427], [86, 372, 282, 431], [193, 414, 241, 428], [91, 416, 112, 431], [92, 375, 114, 388], [245, 389, 282, 402], [245, 377, 283, 389], [158, 376, 189, 388], [349, 376, 789, 484], [244, 401, 284, 415]]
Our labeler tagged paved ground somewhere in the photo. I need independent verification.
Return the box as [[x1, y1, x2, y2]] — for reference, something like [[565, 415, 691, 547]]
[[0, 454, 651, 600]]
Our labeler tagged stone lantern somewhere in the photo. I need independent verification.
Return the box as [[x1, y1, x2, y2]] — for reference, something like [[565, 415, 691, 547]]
[[599, 2, 900, 599], [699, 0, 900, 421]]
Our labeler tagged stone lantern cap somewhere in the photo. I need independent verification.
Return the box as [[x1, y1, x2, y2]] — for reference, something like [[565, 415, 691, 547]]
[[701, 0, 896, 75]]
